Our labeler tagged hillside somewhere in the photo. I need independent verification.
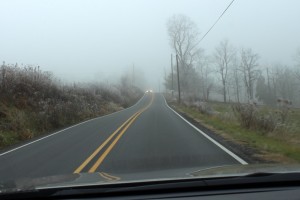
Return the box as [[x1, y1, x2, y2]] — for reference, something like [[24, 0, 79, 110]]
[[0, 63, 143, 148]]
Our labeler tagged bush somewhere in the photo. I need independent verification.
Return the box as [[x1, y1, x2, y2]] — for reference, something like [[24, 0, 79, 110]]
[[183, 101, 216, 116], [232, 103, 258, 129], [0, 62, 143, 148], [232, 103, 290, 133]]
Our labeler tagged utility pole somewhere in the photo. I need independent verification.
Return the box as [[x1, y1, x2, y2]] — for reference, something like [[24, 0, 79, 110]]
[[176, 54, 181, 104], [158, 78, 161, 93], [266, 67, 271, 91], [171, 54, 174, 97], [164, 67, 167, 93]]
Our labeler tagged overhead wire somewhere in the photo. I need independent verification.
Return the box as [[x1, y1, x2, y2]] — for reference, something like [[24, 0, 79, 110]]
[[198, 0, 236, 44]]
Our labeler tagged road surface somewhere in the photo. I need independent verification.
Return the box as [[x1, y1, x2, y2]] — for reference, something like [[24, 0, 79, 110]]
[[0, 93, 246, 182]]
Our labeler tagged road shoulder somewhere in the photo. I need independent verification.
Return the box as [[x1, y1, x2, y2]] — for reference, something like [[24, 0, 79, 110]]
[[168, 104, 272, 164]]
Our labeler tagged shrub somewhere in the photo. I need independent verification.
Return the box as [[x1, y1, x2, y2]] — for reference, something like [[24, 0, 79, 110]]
[[232, 103, 258, 129], [0, 62, 143, 148], [232, 102, 291, 133]]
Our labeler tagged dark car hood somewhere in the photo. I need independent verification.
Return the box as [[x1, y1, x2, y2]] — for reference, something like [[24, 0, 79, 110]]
[[1, 164, 300, 193]]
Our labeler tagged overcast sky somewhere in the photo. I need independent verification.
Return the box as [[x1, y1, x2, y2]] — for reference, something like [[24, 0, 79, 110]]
[[1, 0, 300, 90]]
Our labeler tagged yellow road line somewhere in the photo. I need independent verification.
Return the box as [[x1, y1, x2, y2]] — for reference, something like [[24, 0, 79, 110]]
[[89, 94, 154, 172], [98, 172, 120, 181], [99, 172, 113, 181], [74, 112, 140, 173], [88, 111, 142, 172], [74, 93, 154, 174]]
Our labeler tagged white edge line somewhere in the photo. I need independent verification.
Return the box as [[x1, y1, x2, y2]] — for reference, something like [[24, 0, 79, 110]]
[[0, 93, 146, 157], [162, 94, 248, 165]]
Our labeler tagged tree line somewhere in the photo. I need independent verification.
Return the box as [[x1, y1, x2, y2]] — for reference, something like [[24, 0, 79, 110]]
[[165, 14, 300, 107]]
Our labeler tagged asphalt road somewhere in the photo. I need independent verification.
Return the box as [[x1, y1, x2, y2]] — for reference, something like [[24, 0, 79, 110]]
[[0, 93, 246, 182]]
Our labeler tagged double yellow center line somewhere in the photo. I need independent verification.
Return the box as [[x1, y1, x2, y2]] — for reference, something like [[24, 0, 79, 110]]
[[74, 93, 154, 174]]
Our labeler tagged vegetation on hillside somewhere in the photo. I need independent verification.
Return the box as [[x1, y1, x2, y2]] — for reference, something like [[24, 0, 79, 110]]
[[168, 98, 300, 163], [0, 62, 143, 148], [165, 14, 300, 107], [164, 14, 300, 163]]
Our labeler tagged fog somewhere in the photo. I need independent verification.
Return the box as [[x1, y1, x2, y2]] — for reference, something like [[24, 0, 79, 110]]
[[1, 0, 300, 91]]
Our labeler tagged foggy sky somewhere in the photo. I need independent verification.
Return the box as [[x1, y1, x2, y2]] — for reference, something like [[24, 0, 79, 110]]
[[1, 0, 300, 90]]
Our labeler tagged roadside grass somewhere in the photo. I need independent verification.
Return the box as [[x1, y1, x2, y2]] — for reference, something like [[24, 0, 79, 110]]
[[172, 103, 300, 163], [0, 102, 120, 150], [0, 131, 19, 147]]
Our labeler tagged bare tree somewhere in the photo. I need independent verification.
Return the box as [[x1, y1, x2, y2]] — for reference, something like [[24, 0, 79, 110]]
[[240, 48, 260, 102], [256, 64, 299, 106], [232, 63, 242, 103], [167, 14, 201, 95], [196, 53, 214, 101], [214, 39, 235, 102], [295, 48, 300, 80], [272, 65, 297, 102]]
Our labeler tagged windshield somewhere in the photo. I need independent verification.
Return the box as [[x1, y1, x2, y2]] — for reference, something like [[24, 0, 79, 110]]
[[0, 0, 300, 192]]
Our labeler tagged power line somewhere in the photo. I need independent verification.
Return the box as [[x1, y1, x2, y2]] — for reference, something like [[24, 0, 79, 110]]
[[198, 0, 236, 44]]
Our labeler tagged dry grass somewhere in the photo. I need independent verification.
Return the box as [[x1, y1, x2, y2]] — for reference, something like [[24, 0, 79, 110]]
[[0, 64, 143, 149], [172, 101, 300, 163]]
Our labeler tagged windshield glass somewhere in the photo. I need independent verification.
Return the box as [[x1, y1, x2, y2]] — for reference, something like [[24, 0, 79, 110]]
[[0, 0, 300, 191]]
